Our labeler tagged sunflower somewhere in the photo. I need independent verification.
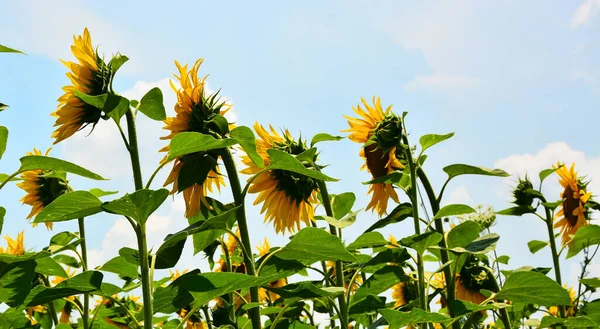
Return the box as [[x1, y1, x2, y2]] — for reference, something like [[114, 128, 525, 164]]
[[26, 305, 46, 325], [160, 58, 233, 218], [52, 28, 110, 144], [326, 261, 363, 293], [554, 162, 594, 246], [214, 229, 245, 273], [257, 238, 287, 302], [454, 274, 488, 305], [0, 231, 25, 255], [177, 306, 207, 329], [51, 267, 76, 286], [17, 148, 69, 230], [392, 281, 418, 308], [343, 97, 404, 216], [548, 284, 576, 316], [240, 123, 319, 234]]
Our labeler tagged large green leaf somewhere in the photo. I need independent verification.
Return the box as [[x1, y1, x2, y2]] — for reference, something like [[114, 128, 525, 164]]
[[400, 231, 443, 255], [364, 203, 413, 233], [433, 204, 475, 220], [419, 133, 454, 154], [380, 309, 450, 329], [108, 54, 128, 75], [447, 221, 480, 248], [0, 126, 7, 160], [0, 260, 37, 307], [496, 271, 571, 306], [153, 271, 268, 313], [351, 266, 408, 307], [0, 44, 24, 53], [347, 232, 389, 251], [231, 126, 264, 168], [25, 271, 103, 306], [185, 198, 236, 255], [316, 211, 358, 229], [276, 227, 357, 264], [540, 316, 599, 328], [75, 91, 129, 116], [154, 232, 188, 269], [138, 87, 166, 120], [99, 256, 138, 280], [102, 188, 169, 225], [0, 308, 32, 329], [19, 156, 105, 180], [310, 133, 344, 146], [332, 192, 356, 219], [266, 149, 338, 182], [443, 164, 509, 182], [267, 282, 344, 299], [447, 234, 499, 254], [34, 257, 68, 278], [447, 300, 509, 317], [567, 224, 600, 258], [34, 191, 103, 223], [168, 132, 237, 161], [361, 248, 411, 273]]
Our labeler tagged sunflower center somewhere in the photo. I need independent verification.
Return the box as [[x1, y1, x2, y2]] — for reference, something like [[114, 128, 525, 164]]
[[562, 185, 580, 227], [36, 175, 69, 207], [364, 143, 390, 178], [271, 138, 319, 205]]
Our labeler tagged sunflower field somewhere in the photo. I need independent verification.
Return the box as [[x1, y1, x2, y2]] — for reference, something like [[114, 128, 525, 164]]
[[1, 28, 599, 329]]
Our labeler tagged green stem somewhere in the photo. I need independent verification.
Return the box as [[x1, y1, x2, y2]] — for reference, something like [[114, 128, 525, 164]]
[[125, 109, 144, 190], [0, 171, 19, 191], [485, 267, 512, 329], [78, 217, 89, 329], [541, 201, 566, 319], [203, 306, 213, 329], [41, 276, 59, 325], [222, 149, 262, 329], [317, 180, 349, 329], [417, 168, 460, 329], [145, 161, 167, 189], [309, 221, 337, 329], [403, 139, 427, 314]]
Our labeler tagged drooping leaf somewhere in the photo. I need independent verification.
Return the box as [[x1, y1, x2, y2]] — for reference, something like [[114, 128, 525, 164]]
[[433, 204, 476, 220], [138, 87, 166, 120], [0, 44, 24, 53], [310, 133, 344, 146], [167, 132, 237, 161], [267, 282, 344, 299], [34, 191, 103, 223], [400, 231, 443, 255], [447, 234, 499, 255], [53, 255, 80, 268], [496, 271, 571, 306], [154, 232, 188, 269], [108, 54, 128, 74], [347, 232, 389, 251], [443, 164, 509, 183], [539, 167, 560, 185], [102, 188, 169, 225], [332, 192, 356, 219], [75, 91, 129, 116], [496, 255, 510, 265], [231, 126, 264, 168], [447, 221, 480, 248], [276, 227, 357, 265], [419, 133, 454, 154], [25, 271, 103, 306], [380, 309, 451, 329], [185, 198, 236, 255], [0, 126, 7, 160], [99, 256, 138, 280], [88, 188, 119, 198], [266, 149, 338, 182], [567, 225, 600, 258], [527, 240, 548, 254], [19, 155, 105, 180], [0, 260, 37, 307], [364, 203, 413, 233], [580, 277, 600, 288]]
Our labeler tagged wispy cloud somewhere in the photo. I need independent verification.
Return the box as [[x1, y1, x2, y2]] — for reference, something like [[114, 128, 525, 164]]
[[570, 0, 600, 28]]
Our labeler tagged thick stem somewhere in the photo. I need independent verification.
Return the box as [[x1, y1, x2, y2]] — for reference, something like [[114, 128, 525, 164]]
[[125, 109, 144, 190], [310, 220, 337, 329], [540, 201, 566, 319], [222, 149, 262, 329], [78, 217, 89, 329], [317, 180, 349, 329], [417, 168, 460, 329]]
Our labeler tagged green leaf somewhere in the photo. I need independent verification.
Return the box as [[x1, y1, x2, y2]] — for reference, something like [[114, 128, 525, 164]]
[[99, 256, 138, 280], [433, 204, 476, 220], [316, 211, 358, 229], [351, 266, 408, 306], [364, 203, 413, 232], [88, 188, 118, 198], [0, 173, 20, 183], [447, 234, 499, 254], [19, 155, 105, 180], [540, 316, 599, 328], [25, 271, 103, 306], [53, 255, 80, 268], [380, 309, 450, 329], [447, 300, 509, 317], [496, 255, 510, 265], [310, 133, 344, 146], [0, 126, 7, 160], [567, 225, 600, 258], [47, 232, 80, 253], [347, 232, 389, 251], [266, 149, 338, 182], [0, 103, 7, 112], [332, 192, 356, 219], [527, 240, 548, 254], [496, 271, 571, 306], [108, 54, 128, 73], [154, 232, 188, 269], [138, 87, 166, 121], [130, 99, 139, 108], [231, 126, 264, 168], [0, 207, 4, 236], [276, 227, 357, 264], [419, 133, 454, 154], [349, 294, 387, 315], [539, 167, 560, 184], [267, 282, 344, 299], [119, 247, 140, 265], [496, 205, 535, 216], [362, 172, 405, 185], [447, 221, 481, 248], [34, 191, 103, 223], [443, 164, 509, 182], [168, 132, 237, 161], [580, 277, 600, 288], [0, 44, 24, 54], [75, 91, 129, 116], [0, 260, 37, 307], [34, 257, 68, 278], [400, 231, 443, 255], [102, 188, 169, 225], [185, 198, 236, 254], [542, 201, 563, 210], [362, 248, 411, 273]]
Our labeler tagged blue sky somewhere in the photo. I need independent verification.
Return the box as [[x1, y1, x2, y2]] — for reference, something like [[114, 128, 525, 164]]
[[1, 0, 599, 296]]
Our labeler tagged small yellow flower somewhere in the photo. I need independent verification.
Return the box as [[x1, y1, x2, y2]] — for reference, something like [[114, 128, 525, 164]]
[[343, 97, 404, 216], [0, 231, 25, 255], [170, 269, 189, 281], [257, 237, 271, 256], [52, 267, 76, 286], [548, 284, 576, 316]]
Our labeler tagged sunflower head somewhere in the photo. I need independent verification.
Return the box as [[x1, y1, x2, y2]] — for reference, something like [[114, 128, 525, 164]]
[[52, 28, 116, 144], [553, 162, 595, 246], [455, 255, 496, 305], [343, 97, 404, 216], [512, 176, 535, 207], [392, 280, 419, 308], [257, 238, 272, 257], [0, 231, 25, 255], [548, 284, 576, 316], [240, 123, 320, 234], [17, 148, 69, 229], [160, 59, 233, 218]]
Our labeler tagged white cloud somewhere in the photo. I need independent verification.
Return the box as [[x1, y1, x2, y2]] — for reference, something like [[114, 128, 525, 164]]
[[570, 0, 600, 28], [404, 74, 480, 92], [443, 185, 472, 206]]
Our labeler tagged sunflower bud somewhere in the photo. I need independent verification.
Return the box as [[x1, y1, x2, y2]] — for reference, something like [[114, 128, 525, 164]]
[[513, 176, 535, 207], [373, 115, 403, 150]]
